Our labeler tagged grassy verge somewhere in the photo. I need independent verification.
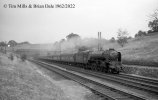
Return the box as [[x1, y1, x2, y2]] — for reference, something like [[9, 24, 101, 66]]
[[0, 53, 69, 100]]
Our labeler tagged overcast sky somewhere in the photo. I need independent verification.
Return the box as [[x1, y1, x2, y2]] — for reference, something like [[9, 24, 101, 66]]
[[0, 0, 158, 43]]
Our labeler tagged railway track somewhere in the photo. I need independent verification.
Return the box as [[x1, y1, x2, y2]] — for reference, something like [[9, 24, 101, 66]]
[[80, 70, 158, 94], [29, 59, 158, 100], [119, 73, 158, 86], [40, 59, 158, 92], [37, 58, 158, 100]]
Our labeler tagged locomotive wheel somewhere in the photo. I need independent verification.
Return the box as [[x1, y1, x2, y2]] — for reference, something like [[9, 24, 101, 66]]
[[109, 69, 119, 74], [97, 67, 101, 72], [102, 67, 107, 73], [101, 67, 106, 72], [115, 71, 120, 74], [91, 64, 95, 71], [84, 64, 87, 69], [86, 65, 90, 70], [96, 67, 99, 71], [113, 69, 120, 74], [92, 64, 97, 71], [108, 68, 113, 73]]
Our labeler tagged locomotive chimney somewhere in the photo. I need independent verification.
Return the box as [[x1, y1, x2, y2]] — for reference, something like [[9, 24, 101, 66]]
[[98, 32, 102, 51], [99, 32, 102, 51], [98, 32, 100, 51], [100, 32, 102, 50]]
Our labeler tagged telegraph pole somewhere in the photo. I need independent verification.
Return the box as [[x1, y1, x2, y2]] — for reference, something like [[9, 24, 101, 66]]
[[98, 32, 99, 51]]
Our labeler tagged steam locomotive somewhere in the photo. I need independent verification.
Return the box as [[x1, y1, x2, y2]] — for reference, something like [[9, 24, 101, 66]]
[[41, 48, 122, 74]]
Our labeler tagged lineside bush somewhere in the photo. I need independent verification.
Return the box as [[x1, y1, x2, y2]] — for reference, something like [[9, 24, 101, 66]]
[[20, 54, 27, 62], [8, 53, 14, 61]]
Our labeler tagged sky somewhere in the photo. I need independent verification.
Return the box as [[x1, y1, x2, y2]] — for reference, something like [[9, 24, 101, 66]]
[[0, 0, 158, 44]]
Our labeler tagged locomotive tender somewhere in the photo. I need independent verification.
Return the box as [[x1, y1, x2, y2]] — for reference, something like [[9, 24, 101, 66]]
[[43, 48, 122, 73]]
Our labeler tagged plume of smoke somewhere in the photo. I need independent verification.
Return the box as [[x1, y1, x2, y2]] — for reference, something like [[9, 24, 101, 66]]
[[14, 34, 120, 56], [51, 36, 118, 55]]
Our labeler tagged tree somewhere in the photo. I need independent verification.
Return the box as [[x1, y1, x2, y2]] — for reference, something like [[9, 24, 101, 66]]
[[0, 41, 7, 53], [8, 40, 17, 52], [147, 30, 153, 34], [59, 39, 65, 43], [8, 40, 17, 47], [135, 30, 147, 38], [110, 37, 115, 43], [66, 33, 80, 41], [18, 41, 30, 45], [77, 46, 89, 52], [117, 29, 128, 47], [148, 9, 158, 32], [128, 36, 132, 39], [0, 41, 7, 47], [148, 20, 158, 32], [0, 42, 4, 51]]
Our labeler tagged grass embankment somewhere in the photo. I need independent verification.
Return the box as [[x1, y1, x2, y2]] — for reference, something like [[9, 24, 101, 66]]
[[0, 53, 68, 100], [117, 33, 158, 78], [119, 33, 158, 67]]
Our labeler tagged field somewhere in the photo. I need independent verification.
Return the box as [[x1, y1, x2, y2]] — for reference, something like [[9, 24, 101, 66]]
[[118, 33, 158, 67]]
